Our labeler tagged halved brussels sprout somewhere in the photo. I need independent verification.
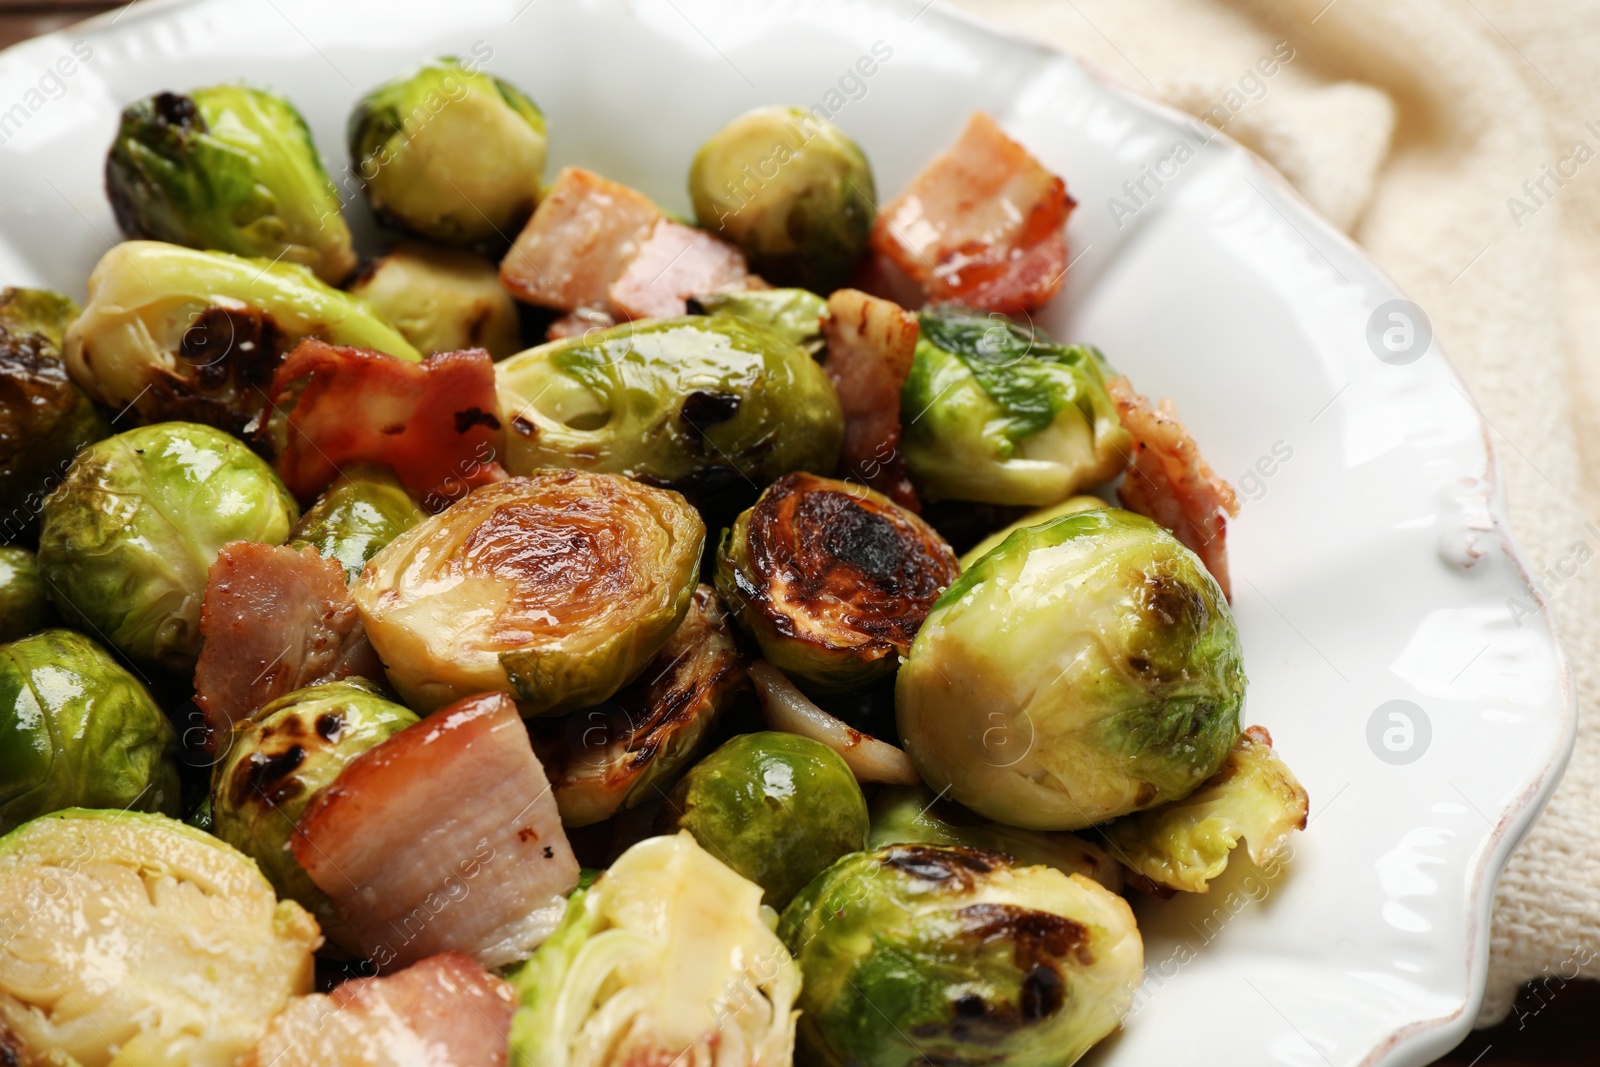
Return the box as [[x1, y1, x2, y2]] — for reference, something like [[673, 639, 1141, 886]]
[[0, 286, 78, 347], [716, 472, 959, 692], [897, 508, 1244, 831], [959, 495, 1106, 569], [660, 731, 867, 908], [1103, 725, 1307, 893], [37, 422, 298, 672], [902, 307, 1132, 506], [62, 241, 418, 434], [0, 809, 319, 1067], [0, 629, 179, 833], [106, 85, 356, 283], [690, 105, 875, 292], [289, 463, 425, 582], [347, 242, 522, 358], [496, 314, 843, 514], [779, 844, 1143, 1067], [350, 57, 546, 245], [211, 679, 418, 950], [353, 472, 703, 715], [0, 548, 49, 643], [689, 287, 827, 357]]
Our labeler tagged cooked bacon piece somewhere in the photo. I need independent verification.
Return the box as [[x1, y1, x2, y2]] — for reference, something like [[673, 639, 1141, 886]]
[[871, 112, 1073, 313], [500, 166, 662, 312], [1107, 376, 1240, 600], [821, 288, 920, 509], [609, 219, 755, 320], [546, 305, 618, 342], [194, 542, 380, 747], [238, 952, 515, 1067], [265, 340, 506, 510], [293, 691, 579, 972]]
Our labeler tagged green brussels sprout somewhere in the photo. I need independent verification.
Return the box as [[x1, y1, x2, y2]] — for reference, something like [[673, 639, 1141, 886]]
[[0, 629, 180, 833], [690, 105, 876, 292], [0, 547, 50, 643], [659, 731, 867, 908], [211, 679, 418, 950], [62, 241, 419, 435], [289, 463, 425, 582], [901, 307, 1132, 506], [347, 242, 522, 358], [959, 495, 1106, 569], [715, 472, 959, 693], [349, 57, 546, 245], [0, 808, 319, 1067], [106, 85, 357, 284], [37, 422, 298, 672], [0, 286, 78, 347], [778, 845, 1143, 1067], [689, 287, 827, 358], [496, 314, 842, 515], [897, 508, 1244, 831]]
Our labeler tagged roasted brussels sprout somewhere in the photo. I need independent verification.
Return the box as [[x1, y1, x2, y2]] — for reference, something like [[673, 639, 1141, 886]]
[[0, 629, 180, 833], [959, 494, 1105, 569], [1103, 725, 1307, 893], [348, 242, 522, 358], [0, 548, 49, 643], [62, 241, 418, 434], [496, 314, 843, 513], [716, 472, 959, 692], [0, 286, 77, 347], [690, 287, 827, 357], [902, 307, 1131, 506], [690, 105, 875, 292], [779, 845, 1143, 1067], [350, 57, 546, 245], [897, 508, 1244, 830], [508, 832, 800, 1067], [289, 463, 425, 582], [106, 85, 356, 283], [211, 679, 417, 950], [0, 809, 319, 1067], [37, 422, 298, 672], [353, 472, 702, 715]]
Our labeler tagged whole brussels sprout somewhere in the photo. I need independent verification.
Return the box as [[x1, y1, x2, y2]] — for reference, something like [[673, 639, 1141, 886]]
[[62, 241, 418, 435], [348, 242, 522, 359], [959, 495, 1105, 569], [349, 57, 546, 245], [689, 287, 826, 357], [289, 463, 425, 582], [779, 844, 1143, 1067], [0, 548, 50, 642], [496, 314, 842, 514], [106, 85, 357, 283], [690, 105, 875, 292], [901, 307, 1132, 507], [0, 286, 78, 347], [660, 731, 867, 907], [0, 629, 180, 833], [37, 422, 299, 672], [897, 508, 1244, 831], [211, 679, 418, 950]]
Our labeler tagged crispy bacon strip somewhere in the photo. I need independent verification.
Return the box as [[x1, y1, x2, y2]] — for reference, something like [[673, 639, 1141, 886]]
[[821, 288, 920, 509], [609, 219, 754, 320], [238, 952, 515, 1067], [545, 305, 618, 342], [265, 340, 505, 509], [194, 542, 380, 747], [293, 691, 579, 972], [871, 112, 1074, 313], [1107, 376, 1240, 599]]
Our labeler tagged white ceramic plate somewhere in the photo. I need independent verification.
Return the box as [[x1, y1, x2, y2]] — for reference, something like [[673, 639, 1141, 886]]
[[0, 1, 1573, 1064]]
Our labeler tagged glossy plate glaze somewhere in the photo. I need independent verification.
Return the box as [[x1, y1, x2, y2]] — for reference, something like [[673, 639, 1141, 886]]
[[0, 1, 1573, 1064]]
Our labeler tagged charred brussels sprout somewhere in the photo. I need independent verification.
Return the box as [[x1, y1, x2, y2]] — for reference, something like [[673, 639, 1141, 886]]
[[716, 472, 959, 693], [496, 314, 842, 513], [211, 679, 417, 950], [690, 287, 826, 357], [348, 242, 522, 358], [289, 463, 425, 582], [779, 845, 1143, 1067], [37, 422, 298, 672], [0, 286, 77, 347], [106, 85, 356, 283], [0, 629, 180, 833], [897, 508, 1244, 831], [62, 241, 418, 434], [902, 307, 1131, 506], [349, 57, 546, 245], [690, 105, 875, 292], [0, 548, 49, 643], [353, 472, 703, 715], [959, 495, 1105, 569]]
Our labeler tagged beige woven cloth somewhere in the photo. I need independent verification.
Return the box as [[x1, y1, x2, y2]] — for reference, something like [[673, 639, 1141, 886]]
[[946, 0, 1598, 1026]]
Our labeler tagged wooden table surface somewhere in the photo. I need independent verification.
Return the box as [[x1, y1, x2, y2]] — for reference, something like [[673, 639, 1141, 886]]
[[0, 1, 1591, 1063]]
